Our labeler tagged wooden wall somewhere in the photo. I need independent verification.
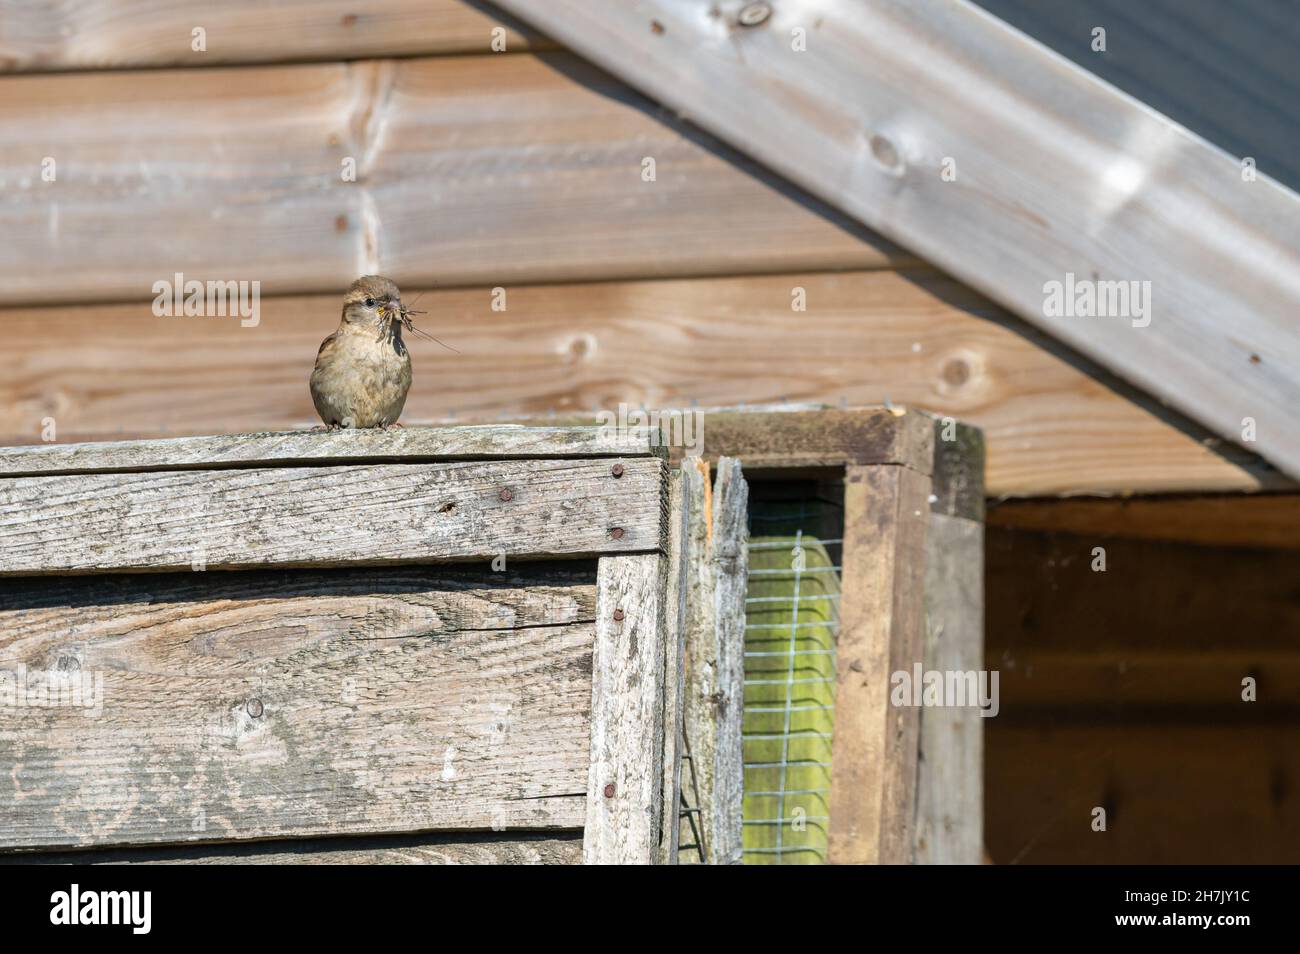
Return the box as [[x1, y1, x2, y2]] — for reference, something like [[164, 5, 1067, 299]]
[[0, 1, 1283, 497], [985, 500, 1300, 864]]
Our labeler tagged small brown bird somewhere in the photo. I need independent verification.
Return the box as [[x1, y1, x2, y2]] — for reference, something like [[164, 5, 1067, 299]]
[[310, 275, 412, 429]]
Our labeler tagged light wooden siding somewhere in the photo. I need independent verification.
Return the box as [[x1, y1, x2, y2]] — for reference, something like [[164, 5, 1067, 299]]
[[2, 270, 1282, 496], [0, 457, 664, 574], [0, 53, 904, 307], [0, 1, 552, 72], [0, 565, 596, 851]]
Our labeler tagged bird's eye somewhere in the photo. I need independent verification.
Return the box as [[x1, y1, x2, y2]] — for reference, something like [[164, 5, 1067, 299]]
[[364, 297, 376, 308]]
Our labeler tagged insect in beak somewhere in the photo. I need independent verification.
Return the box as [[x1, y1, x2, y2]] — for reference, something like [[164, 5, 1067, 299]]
[[397, 303, 460, 353]]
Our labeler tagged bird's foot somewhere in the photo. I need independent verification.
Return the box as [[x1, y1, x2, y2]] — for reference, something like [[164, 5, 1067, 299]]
[[312, 423, 342, 431]]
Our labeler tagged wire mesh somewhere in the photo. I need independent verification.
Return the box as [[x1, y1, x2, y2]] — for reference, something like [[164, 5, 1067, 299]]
[[742, 486, 844, 864]]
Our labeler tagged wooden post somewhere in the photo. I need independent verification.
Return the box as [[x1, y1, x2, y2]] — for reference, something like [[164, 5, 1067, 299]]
[[584, 552, 669, 864], [679, 456, 748, 864], [657, 468, 690, 864], [915, 421, 986, 864], [828, 463, 932, 864]]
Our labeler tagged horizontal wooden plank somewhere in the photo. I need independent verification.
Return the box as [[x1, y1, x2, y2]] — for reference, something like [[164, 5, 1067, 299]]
[[5, 833, 583, 865], [987, 723, 1300, 864], [0, 457, 665, 574], [497, 0, 1300, 481], [988, 493, 1300, 550], [0, 564, 595, 850], [2, 270, 1284, 496], [0, 425, 656, 478], [0, 53, 904, 307], [0, 1, 552, 73], [688, 407, 934, 474], [987, 526, 1300, 657]]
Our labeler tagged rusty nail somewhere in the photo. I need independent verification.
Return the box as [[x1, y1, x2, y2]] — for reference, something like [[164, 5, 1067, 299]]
[[613, 608, 625, 622], [738, 2, 771, 27], [499, 487, 514, 502], [246, 698, 264, 718], [611, 463, 625, 478], [610, 527, 625, 540], [603, 783, 616, 798]]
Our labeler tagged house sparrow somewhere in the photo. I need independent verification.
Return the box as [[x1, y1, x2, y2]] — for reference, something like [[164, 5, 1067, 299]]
[[310, 275, 412, 429]]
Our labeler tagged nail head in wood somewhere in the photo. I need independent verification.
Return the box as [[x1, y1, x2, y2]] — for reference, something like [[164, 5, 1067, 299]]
[[611, 463, 625, 478], [498, 487, 514, 502], [609, 527, 625, 540], [603, 783, 616, 798], [738, 2, 772, 27], [613, 608, 625, 622], [246, 698, 264, 719]]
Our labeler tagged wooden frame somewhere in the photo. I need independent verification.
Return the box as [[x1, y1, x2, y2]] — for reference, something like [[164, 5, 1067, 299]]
[[0, 425, 708, 865], [697, 405, 985, 864]]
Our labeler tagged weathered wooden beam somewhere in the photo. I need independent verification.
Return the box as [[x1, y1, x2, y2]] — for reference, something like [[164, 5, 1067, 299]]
[[0, 425, 656, 478], [0, 565, 596, 850], [583, 552, 670, 863], [6, 833, 583, 866], [0, 1, 552, 72], [709, 457, 748, 864], [494, 0, 1300, 481], [678, 458, 748, 864], [0, 456, 665, 574], [828, 463, 931, 863], [5, 270, 1280, 496], [657, 467, 690, 864], [988, 493, 1300, 551], [691, 407, 934, 474], [914, 420, 985, 864], [0, 54, 903, 307]]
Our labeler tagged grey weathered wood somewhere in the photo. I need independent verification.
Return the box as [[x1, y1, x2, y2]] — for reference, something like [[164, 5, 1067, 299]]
[[657, 468, 690, 864], [680, 457, 748, 865], [0, 566, 596, 850], [709, 457, 748, 865], [6, 833, 583, 866], [583, 552, 667, 864], [0, 457, 664, 574], [914, 513, 984, 865], [828, 463, 932, 864], [914, 418, 985, 863], [0, 426, 656, 478], [496, 0, 1300, 482]]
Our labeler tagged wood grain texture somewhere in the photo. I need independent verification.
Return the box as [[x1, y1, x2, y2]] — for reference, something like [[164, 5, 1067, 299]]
[[0, 1, 552, 72], [0, 425, 656, 478], [0, 565, 596, 850], [986, 723, 1300, 864], [988, 493, 1300, 550], [3, 270, 1281, 497], [496, 0, 1300, 481], [6, 832, 583, 865], [0, 53, 903, 307], [987, 526, 1300, 709], [678, 456, 747, 864], [914, 513, 984, 865], [0, 456, 663, 575], [828, 464, 931, 864], [657, 468, 689, 864], [708, 457, 747, 864], [693, 407, 934, 474], [583, 552, 667, 863]]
